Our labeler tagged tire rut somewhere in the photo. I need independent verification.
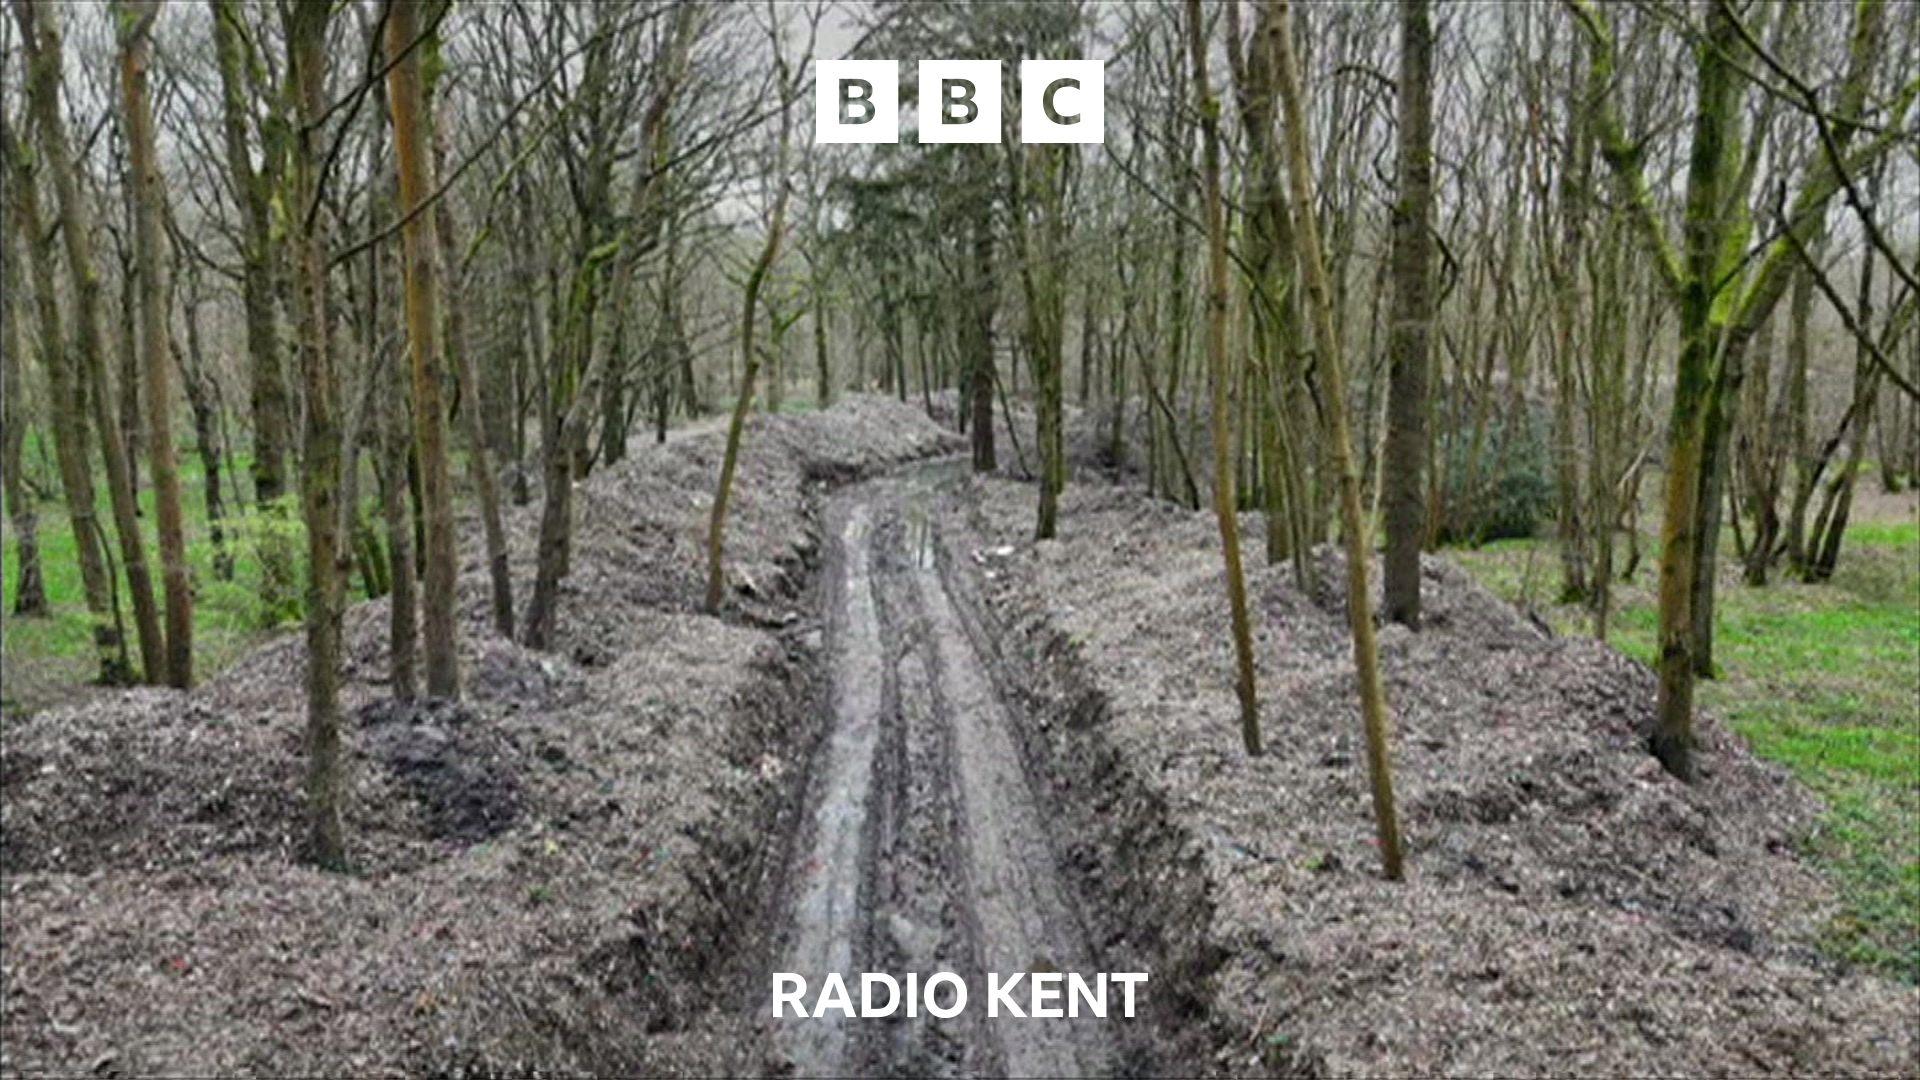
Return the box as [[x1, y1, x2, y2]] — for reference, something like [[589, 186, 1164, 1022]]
[[772, 468, 1116, 1078]]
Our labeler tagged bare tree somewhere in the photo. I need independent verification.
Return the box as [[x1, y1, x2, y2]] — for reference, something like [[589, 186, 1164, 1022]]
[[1185, 0, 1262, 756], [15, 0, 165, 684], [386, 0, 461, 699], [1272, 0, 1406, 880], [0, 172, 46, 617], [282, 0, 348, 868], [1572, 0, 1907, 777], [210, 0, 299, 615], [116, 0, 194, 688], [706, 2, 808, 613], [1381, 0, 1437, 626]]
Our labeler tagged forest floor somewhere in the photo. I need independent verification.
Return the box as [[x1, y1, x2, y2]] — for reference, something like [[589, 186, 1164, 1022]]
[[0, 397, 963, 1076], [3, 396, 1917, 1077], [1447, 485, 1919, 982], [0, 451, 294, 719], [0, 411, 748, 718], [944, 465, 1916, 1076]]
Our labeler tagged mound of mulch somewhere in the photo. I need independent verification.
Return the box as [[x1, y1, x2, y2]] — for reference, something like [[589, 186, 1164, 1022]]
[[0, 396, 960, 1077], [506, 396, 964, 660], [927, 387, 1198, 492], [956, 476, 1917, 1078]]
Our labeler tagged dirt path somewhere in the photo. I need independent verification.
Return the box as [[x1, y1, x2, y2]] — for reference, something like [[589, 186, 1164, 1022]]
[[771, 464, 1117, 1078]]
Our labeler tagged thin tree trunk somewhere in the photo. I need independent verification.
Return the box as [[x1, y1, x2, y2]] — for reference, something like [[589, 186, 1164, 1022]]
[[1783, 263, 1818, 574], [1381, 0, 1435, 627], [368, 136, 418, 701], [432, 92, 514, 640], [210, 0, 293, 512], [522, 267, 602, 650], [211, 0, 295, 614], [1, 203, 47, 616], [1808, 242, 1889, 581], [1742, 303, 1786, 586], [3, 116, 117, 668], [285, 0, 348, 869], [969, 202, 997, 473], [385, 0, 460, 699], [117, 270, 142, 509], [118, 0, 193, 688], [381, 347, 419, 700], [17, 0, 165, 685], [707, 113, 794, 613], [1273, 0, 1405, 880], [1187, 0, 1263, 757], [177, 267, 233, 582], [813, 287, 832, 411]]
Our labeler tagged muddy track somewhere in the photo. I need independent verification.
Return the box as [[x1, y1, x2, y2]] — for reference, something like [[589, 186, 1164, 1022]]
[[770, 463, 1120, 1078]]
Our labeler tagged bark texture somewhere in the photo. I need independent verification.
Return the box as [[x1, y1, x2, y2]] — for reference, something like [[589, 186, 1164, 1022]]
[[1381, 0, 1436, 627], [17, 0, 165, 684], [1, 192, 47, 617], [285, 0, 348, 868], [1273, 0, 1405, 880], [1186, 0, 1263, 756], [385, 0, 461, 698], [118, 0, 194, 688]]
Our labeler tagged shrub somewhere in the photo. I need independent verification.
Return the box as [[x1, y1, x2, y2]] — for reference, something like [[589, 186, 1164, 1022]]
[[1433, 411, 1554, 545]]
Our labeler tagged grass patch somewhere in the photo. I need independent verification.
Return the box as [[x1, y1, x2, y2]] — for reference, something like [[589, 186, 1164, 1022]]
[[1448, 511, 1920, 982], [2, 450, 365, 715]]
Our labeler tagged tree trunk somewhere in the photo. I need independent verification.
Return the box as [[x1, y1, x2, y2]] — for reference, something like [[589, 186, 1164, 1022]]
[[1546, 32, 1593, 606], [1783, 263, 1818, 574], [1186, 0, 1263, 757], [385, 0, 460, 699], [1381, 0, 1435, 627], [1808, 243, 1888, 581], [969, 203, 997, 473], [814, 272, 833, 411], [285, 0, 348, 869], [210, 0, 293, 512], [1742, 303, 1787, 586], [1646, 2, 1743, 781], [1, 201, 47, 616], [1810, 366, 1881, 581], [177, 269, 233, 582], [3, 115, 118, 669], [380, 348, 419, 700], [118, 0, 194, 688], [17, 0, 165, 685], [1273, 0, 1405, 880], [1226, 0, 1306, 579], [432, 92, 514, 640], [1011, 141, 1068, 539], [1690, 330, 1754, 678], [369, 145, 418, 701], [117, 271, 142, 508], [707, 140, 793, 612], [208, 0, 297, 614]]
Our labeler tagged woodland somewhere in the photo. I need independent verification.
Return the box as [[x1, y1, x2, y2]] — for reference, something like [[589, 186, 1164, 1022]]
[[0, 0, 1916, 1076]]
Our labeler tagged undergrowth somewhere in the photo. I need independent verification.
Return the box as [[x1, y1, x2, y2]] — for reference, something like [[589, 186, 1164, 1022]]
[[2, 452, 358, 715]]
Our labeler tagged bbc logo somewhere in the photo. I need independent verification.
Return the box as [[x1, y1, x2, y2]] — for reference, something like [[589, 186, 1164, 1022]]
[[815, 60, 1105, 145]]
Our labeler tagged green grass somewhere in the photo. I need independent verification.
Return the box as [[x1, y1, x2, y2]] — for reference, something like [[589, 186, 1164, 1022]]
[[1449, 515, 1920, 982], [1, 451, 370, 715]]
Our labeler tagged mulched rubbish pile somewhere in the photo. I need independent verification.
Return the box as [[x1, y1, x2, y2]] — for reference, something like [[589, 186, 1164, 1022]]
[[955, 476, 1918, 1078], [0, 396, 961, 1078]]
